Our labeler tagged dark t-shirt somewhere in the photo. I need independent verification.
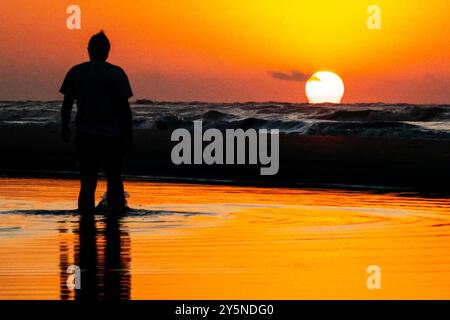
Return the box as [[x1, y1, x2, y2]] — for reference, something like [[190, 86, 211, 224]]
[[60, 61, 133, 136]]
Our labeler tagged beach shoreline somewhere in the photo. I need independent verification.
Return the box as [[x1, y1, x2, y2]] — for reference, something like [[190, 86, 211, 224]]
[[1, 124, 450, 193], [2, 177, 450, 299]]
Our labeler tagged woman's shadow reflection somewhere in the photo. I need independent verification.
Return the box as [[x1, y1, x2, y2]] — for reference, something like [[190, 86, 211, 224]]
[[68, 213, 131, 300]]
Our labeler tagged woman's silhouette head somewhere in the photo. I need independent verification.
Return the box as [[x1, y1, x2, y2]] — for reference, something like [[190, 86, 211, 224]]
[[88, 31, 110, 62]]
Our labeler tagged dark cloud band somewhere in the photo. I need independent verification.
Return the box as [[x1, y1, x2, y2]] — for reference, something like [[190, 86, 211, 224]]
[[269, 70, 308, 82]]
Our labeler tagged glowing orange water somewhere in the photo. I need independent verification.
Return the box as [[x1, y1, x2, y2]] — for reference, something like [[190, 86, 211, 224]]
[[1, 178, 450, 299]]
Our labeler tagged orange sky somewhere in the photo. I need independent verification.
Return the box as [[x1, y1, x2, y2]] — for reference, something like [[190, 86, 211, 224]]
[[0, 0, 449, 103]]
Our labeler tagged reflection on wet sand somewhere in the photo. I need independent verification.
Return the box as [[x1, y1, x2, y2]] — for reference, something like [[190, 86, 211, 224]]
[[58, 221, 71, 300], [1, 178, 450, 299], [58, 214, 131, 300]]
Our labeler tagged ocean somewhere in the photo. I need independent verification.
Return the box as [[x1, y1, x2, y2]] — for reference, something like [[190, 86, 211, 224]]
[[2, 101, 450, 139]]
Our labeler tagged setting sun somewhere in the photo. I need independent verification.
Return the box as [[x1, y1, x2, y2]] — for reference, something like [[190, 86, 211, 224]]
[[305, 71, 345, 104]]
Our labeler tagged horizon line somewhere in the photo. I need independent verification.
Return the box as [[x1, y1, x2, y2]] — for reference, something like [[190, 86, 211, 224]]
[[0, 99, 449, 106]]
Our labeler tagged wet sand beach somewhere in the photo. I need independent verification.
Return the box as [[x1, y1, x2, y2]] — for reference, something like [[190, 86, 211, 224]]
[[2, 124, 450, 191], [1, 178, 450, 299]]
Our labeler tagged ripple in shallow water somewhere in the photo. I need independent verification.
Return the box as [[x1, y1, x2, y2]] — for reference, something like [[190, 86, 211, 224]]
[[1, 179, 450, 299]]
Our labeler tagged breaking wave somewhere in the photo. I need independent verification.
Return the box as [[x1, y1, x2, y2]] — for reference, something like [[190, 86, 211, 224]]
[[1, 101, 450, 139]]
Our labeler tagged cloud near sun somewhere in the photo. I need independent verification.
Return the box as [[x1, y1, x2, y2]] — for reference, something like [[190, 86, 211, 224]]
[[269, 70, 308, 82]]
